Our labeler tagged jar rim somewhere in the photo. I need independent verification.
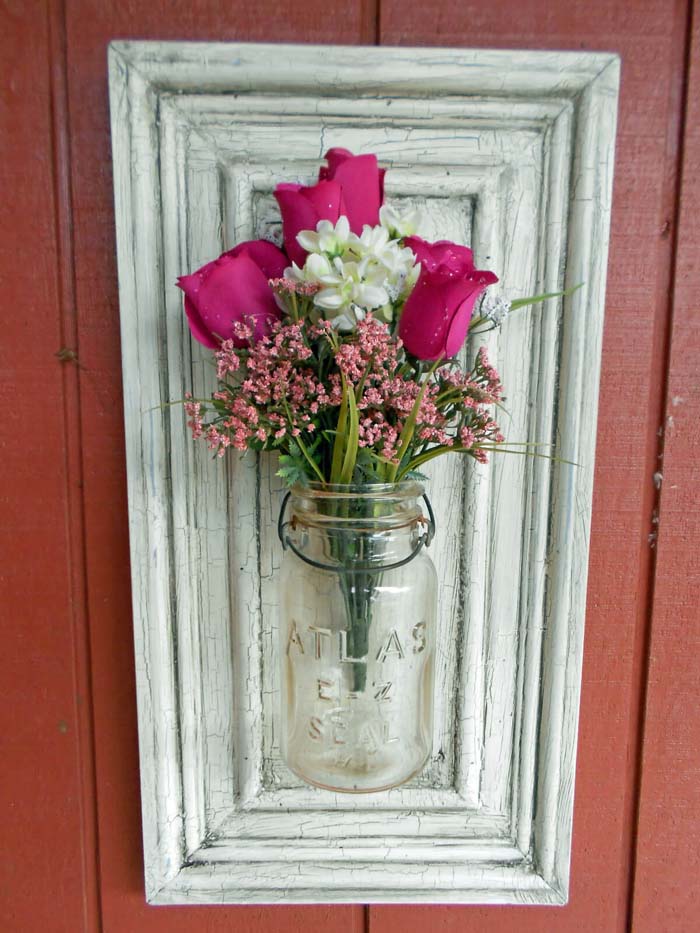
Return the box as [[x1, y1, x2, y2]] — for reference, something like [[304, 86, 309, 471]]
[[290, 481, 424, 500]]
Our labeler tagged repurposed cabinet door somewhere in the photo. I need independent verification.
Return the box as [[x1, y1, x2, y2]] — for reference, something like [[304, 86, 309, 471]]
[[2, 1, 697, 931]]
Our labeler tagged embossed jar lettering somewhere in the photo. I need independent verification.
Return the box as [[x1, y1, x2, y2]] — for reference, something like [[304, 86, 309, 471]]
[[278, 483, 437, 793]]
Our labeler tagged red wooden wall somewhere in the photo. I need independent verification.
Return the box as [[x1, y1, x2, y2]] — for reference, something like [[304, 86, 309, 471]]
[[1, 1, 697, 931]]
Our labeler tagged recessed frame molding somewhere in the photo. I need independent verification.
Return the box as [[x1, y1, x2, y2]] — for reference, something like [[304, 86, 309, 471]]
[[109, 41, 619, 905]]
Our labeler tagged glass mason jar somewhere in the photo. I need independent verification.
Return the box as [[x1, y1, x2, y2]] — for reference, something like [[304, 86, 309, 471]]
[[278, 482, 437, 793]]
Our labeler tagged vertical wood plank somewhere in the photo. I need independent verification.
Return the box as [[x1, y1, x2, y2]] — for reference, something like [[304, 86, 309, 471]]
[[10, 0, 689, 926], [372, 0, 690, 930], [0, 1, 98, 930], [63, 1, 373, 929], [631, 2, 700, 929]]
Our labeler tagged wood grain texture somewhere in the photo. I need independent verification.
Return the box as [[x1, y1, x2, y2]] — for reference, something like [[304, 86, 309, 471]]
[[0, 2, 98, 931], [62, 1, 372, 930], [372, 0, 691, 930], [109, 41, 617, 903], [631, 1, 700, 929], [0, 0, 691, 926]]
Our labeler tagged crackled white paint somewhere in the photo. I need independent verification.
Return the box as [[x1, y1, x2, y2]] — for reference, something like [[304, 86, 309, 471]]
[[109, 41, 619, 905]]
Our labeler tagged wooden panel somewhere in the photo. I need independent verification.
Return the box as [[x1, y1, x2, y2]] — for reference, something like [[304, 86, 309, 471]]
[[631, 2, 700, 929], [62, 1, 372, 930], [0, 1, 98, 931], [1, 0, 688, 927], [109, 41, 617, 904], [372, 0, 690, 930]]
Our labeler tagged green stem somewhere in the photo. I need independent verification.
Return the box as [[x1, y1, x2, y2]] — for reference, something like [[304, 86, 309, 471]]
[[330, 386, 349, 484], [387, 356, 443, 482], [289, 291, 299, 322], [296, 435, 326, 483], [329, 495, 382, 693], [283, 400, 326, 483]]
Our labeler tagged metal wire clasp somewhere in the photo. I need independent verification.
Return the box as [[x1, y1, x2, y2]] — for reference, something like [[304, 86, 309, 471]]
[[277, 490, 436, 573]]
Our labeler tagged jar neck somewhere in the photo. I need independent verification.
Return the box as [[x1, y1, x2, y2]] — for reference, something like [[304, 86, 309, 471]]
[[287, 483, 426, 570]]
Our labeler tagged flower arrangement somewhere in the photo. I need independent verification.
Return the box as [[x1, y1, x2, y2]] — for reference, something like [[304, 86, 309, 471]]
[[177, 148, 530, 486], [176, 149, 559, 791]]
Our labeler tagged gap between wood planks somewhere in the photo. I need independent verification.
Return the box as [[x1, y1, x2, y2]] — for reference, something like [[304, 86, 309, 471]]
[[47, 0, 103, 929], [626, 0, 697, 926]]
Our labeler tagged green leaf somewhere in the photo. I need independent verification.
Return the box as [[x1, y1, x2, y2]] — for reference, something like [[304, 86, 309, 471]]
[[397, 444, 454, 479], [510, 282, 583, 310], [281, 401, 326, 484], [330, 378, 349, 484], [276, 455, 310, 487], [388, 356, 442, 482], [477, 445, 579, 466], [404, 469, 430, 482], [339, 376, 360, 484]]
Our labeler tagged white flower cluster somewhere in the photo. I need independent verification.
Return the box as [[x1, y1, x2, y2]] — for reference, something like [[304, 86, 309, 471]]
[[480, 294, 511, 326], [286, 208, 422, 332]]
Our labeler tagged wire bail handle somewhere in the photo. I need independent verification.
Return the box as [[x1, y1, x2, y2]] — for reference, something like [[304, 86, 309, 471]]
[[277, 490, 436, 574]]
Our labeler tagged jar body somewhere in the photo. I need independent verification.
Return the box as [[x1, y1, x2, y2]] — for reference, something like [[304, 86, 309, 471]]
[[278, 484, 437, 793]]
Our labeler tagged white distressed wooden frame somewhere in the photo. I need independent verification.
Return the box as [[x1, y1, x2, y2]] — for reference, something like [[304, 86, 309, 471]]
[[109, 41, 619, 905]]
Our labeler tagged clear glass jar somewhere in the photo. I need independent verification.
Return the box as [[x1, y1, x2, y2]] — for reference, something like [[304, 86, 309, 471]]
[[278, 482, 437, 793]]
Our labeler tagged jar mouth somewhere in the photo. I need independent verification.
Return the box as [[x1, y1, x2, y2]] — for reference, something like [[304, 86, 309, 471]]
[[291, 481, 424, 500]]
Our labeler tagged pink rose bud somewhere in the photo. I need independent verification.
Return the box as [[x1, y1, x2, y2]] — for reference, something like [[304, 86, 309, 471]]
[[318, 148, 386, 233], [274, 180, 346, 267], [274, 148, 385, 267], [398, 236, 498, 360], [177, 240, 288, 348]]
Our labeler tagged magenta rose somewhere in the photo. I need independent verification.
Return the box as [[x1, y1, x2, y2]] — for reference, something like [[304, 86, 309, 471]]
[[274, 148, 385, 266], [398, 237, 498, 360], [177, 239, 287, 349]]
